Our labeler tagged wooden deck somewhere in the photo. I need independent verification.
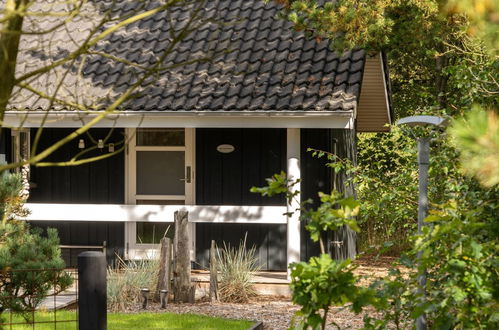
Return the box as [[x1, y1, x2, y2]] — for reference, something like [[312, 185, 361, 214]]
[[41, 270, 291, 310], [192, 271, 291, 297]]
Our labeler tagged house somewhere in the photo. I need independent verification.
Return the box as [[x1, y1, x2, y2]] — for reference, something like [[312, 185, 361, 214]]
[[1, 0, 392, 270]]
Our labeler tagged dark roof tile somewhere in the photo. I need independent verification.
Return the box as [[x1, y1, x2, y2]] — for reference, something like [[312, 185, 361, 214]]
[[12, 0, 365, 112]]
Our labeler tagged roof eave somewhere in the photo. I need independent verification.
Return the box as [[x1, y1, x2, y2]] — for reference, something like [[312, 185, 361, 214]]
[[4, 110, 355, 129]]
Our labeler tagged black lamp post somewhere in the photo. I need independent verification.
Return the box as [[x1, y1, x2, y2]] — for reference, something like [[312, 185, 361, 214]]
[[396, 115, 447, 330], [141, 288, 150, 309]]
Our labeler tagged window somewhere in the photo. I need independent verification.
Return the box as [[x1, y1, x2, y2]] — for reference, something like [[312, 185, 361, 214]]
[[136, 222, 174, 244], [136, 128, 184, 146], [136, 151, 185, 195]]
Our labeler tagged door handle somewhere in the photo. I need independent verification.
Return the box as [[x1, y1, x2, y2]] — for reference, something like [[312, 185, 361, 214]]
[[180, 166, 191, 183]]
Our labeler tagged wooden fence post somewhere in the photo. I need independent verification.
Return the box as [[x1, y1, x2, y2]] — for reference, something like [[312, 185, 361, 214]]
[[173, 211, 193, 303], [209, 240, 218, 302], [155, 237, 171, 302]]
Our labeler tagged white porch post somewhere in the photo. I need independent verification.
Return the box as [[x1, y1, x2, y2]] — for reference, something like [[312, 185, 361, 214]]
[[286, 128, 301, 278]]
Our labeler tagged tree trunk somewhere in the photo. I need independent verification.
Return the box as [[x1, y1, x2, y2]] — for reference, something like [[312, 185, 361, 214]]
[[173, 210, 192, 303], [0, 0, 28, 121], [155, 237, 171, 302], [209, 240, 218, 302]]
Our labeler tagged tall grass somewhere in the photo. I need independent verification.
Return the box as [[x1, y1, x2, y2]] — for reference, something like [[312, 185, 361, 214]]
[[216, 235, 261, 303], [107, 255, 159, 312]]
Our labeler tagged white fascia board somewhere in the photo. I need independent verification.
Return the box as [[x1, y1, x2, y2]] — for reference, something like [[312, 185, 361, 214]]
[[4, 110, 354, 129], [24, 203, 288, 224], [379, 52, 392, 125]]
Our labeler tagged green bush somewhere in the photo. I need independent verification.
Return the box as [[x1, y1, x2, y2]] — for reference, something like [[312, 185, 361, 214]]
[[290, 255, 373, 329]]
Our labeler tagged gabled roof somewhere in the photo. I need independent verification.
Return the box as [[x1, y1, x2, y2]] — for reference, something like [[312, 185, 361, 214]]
[[12, 0, 366, 112]]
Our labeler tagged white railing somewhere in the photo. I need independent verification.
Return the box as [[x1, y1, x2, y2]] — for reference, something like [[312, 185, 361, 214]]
[[24, 203, 287, 224]]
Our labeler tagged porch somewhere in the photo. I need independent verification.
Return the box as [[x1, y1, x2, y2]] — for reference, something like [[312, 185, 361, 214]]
[[192, 270, 290, 297], [25, 203, 289, 270], [14, 126, 357, 271]]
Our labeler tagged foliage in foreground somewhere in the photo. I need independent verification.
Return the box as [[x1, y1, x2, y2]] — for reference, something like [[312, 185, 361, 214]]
[[449, 107, 499, 187], [107, 255, 160, 312], [0, 172, 72, 322], [253, 112, 498, 328], [290, 255, 373, 330], [255, 178, 370, 329], [5, 310, 253, 330], [216, 236, 261, 303], [364, 191, 498, 329]]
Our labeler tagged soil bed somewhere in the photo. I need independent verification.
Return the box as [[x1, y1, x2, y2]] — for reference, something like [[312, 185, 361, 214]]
[[124, 297, 377, 330], [120, 256, 395, 329]]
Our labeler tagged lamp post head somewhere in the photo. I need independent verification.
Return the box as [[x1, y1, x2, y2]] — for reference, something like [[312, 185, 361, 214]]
[[396, 115, 448, 128]]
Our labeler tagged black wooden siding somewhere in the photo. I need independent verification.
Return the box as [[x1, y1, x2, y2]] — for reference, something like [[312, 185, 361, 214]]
[[195, 128, 287, 270], [300, 129, 357, 261], [329, 129, 358, 260], [0, 128, 12, 164], [29, 221, 124, 268], [300, 129, 332, 261], [195, 128, 286, 206], [28, 128, 125, 204], [21, 127, 355, 269]]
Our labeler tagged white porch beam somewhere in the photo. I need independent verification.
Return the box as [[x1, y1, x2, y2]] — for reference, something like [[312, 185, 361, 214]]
[[286, 128, 301, 278], [4, 111, 354, 129], [23, 203, 287, 224]]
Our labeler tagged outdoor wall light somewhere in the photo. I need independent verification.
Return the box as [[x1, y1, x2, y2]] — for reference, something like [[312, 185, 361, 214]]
[[108, 143, 115, 153], [141, 288, 150, 309], [396, 115, 447, 330], [98, 139, 104, 149], [78, 139, 85, 149]]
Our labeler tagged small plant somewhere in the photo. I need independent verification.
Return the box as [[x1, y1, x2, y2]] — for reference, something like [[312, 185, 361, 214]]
[[291, 255, 373, 330], [216, 235, 261, 303], [107, 255, 159, 312], [0, 172, 72, 322]]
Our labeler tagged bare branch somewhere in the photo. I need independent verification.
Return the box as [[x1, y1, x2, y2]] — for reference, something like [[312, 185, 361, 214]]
[[14, 0, 183, 84]]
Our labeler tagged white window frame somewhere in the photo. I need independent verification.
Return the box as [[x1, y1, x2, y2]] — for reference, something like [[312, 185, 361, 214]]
[[10, 129, 31, 199], [11, 128, 30, 168], [124, 128, 196, 259]]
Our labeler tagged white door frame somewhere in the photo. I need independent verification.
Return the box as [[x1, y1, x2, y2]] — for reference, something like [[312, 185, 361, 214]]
[[124, 128, 196, 259]]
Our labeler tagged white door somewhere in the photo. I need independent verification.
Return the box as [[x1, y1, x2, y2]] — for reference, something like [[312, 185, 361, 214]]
[[125, 128, 195, 259]]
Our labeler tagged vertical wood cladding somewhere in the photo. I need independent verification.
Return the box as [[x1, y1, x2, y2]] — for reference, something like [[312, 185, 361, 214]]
[[329, 128, 358, 260], [195, 223, 287, 271], [29, 221, 124, 268], [196, 128, 286, 206], [195, 128, 287, 270], [301, 129, 332, 261], [300, 129, 357, 261], [28, 128, 125, 204], [0, 128, 12, 164]]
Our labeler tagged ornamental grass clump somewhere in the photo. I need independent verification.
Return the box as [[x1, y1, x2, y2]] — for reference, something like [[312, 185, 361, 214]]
[[216, 236, 261, 303], [107, 255, 159, 312]]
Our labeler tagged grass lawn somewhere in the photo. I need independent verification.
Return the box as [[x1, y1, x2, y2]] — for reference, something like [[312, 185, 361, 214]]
[[2, 311, 254, 329]]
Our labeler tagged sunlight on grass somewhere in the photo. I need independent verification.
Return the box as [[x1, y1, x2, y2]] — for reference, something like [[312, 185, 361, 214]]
[[3, 311, 253, 330]]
